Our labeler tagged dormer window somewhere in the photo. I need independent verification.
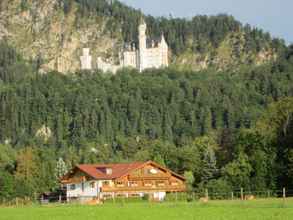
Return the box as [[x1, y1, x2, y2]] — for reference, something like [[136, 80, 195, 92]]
[[97, 167, 113, 175], [149, 168, 158, 174], [106, 168, 112, 175]]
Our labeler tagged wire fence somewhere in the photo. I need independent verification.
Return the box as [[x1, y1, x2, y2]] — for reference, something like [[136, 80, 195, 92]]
[[0, 188, 291, 207]]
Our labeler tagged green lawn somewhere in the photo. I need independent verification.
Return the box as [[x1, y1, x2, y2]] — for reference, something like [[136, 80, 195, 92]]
[[0, 199, 293, 220]]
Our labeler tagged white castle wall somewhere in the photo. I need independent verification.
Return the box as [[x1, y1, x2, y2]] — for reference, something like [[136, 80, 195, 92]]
[[123, 50, 138, 68], [136, 21, 169, 72], [97, 57, 121, 73], [80, 21, 169, 73], [80, 48, 92, 70]]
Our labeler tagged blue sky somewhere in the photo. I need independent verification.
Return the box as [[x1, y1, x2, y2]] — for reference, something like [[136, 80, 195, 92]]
[[120, 0, 292, 44]]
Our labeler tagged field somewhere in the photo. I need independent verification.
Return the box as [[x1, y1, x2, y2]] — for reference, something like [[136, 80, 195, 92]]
[[0, 199, 293, 220]]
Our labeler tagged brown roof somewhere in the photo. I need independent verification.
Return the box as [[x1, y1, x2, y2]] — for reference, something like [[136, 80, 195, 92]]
[[76, 162, 145, 180], [69, 161, 185, 181]]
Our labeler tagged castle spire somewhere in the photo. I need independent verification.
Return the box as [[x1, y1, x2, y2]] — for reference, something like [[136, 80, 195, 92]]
[[138, 17, 147, 72], [161, 33, 166, 43], [139, 16, 146, 25]]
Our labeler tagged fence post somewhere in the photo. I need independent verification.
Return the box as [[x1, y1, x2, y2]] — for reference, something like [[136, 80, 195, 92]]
[[283, 188, 286, 201], [267, 190, 270, 198], [240, 188, 244, 201], [231, 192, 234, 200], [34, 192, 37, 203], [205, 189, 209, 200], [59, 194, 62, 203], [113, 193, 116, 204]]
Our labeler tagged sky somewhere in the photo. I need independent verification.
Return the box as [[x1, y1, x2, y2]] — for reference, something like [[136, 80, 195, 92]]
[[120, 0, 292, 44]]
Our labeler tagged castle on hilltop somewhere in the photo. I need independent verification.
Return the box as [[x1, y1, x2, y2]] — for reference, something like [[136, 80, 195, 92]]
[[80, 20, 169, 73]]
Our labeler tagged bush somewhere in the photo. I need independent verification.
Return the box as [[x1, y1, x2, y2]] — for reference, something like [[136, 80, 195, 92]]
[[104, 196, 144, 204], [142, 194, 149, 201], [165, 193, 188, 202], [205, 178, 233, 199]]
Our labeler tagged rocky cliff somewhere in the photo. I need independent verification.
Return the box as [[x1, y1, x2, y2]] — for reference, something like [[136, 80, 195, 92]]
[[0, 0, 123, 73]]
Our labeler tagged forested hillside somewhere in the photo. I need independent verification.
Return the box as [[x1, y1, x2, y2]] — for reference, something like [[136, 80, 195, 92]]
[[0, 41, 293, 147], [0, 0, 286, 73], [0, 41, 293, 200]]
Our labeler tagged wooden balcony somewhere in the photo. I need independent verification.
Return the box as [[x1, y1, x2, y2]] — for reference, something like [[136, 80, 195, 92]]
[[101, 184, 186, 193], [128, 174, 170, 180], [61, 176, 86, 184]]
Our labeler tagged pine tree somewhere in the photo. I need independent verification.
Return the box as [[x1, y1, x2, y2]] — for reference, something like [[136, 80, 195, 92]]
[[14, 147, 39, 197], [184, 171, 195, 192], [201, 147, 217, 184], [54, 158, 68, 185]]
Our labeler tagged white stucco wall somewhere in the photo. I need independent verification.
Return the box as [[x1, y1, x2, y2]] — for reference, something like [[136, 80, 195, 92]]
[[66, 180, 115, 199], [123, 51, 137, 68], [66, 181, 99, 198], [153, 192, 166, 201]]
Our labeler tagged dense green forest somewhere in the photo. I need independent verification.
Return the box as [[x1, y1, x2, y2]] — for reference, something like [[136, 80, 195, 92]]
[[0, 40, 293, 200]]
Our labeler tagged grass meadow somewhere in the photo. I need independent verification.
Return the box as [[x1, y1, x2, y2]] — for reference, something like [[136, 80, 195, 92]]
[[0, 199, 293, 220]]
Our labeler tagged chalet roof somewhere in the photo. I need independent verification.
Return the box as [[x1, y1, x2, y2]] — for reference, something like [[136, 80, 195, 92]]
[[76, 162, 145, 180], [67, 161, 185, 181]]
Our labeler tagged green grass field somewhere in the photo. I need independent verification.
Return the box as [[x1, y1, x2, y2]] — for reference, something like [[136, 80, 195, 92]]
[[1, 199, 293, 220]]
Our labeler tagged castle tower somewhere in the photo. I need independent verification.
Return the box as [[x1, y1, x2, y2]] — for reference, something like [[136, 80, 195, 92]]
[[80, 48, 92, 70], [138, 20, 147, 72]]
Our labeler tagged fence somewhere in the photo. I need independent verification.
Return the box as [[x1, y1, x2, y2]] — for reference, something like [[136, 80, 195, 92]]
[[164, 188, 289, 201], [0, 188, 292, 206]]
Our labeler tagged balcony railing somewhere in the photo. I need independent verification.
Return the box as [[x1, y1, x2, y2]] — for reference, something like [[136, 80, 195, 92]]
[[128, 173, 171, 180], [101, 184, 186, 193]]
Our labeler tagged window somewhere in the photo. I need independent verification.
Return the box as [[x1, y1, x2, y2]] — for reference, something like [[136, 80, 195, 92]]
[[129, 181, 138, 187], [171, 182, 179, 186], [90, 182, 95, 189], [157, 181, 165, 187], [149, 168, 158, 174], [81, 182, 84, 192], [70, 184, 76, 190], [102, 181, 110, 186], [145, 168, 158, 175], [102, 193, 113, 199], [144, 181, 152, 187], [129, 193, 140, 198], [116, 193, 126, 198], [105, 168, 112, 175], [116, 181, 124, 187]]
